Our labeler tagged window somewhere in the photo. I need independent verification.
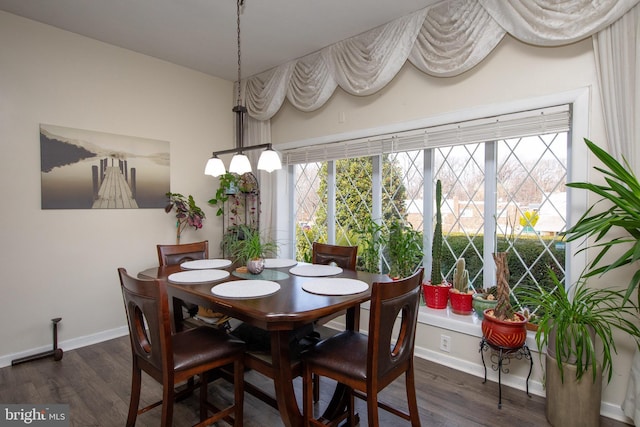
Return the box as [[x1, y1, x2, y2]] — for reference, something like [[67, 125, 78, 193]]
[[282, 92, 589, 312]]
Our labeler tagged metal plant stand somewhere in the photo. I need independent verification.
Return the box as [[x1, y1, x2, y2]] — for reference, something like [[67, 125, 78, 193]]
[[479, 337, 532, 408]]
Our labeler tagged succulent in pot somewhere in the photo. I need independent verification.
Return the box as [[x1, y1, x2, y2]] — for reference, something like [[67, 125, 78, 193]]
[[472, 286, 497, 319]]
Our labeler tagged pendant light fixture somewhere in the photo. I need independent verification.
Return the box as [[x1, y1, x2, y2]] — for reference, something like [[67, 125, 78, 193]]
[[204, 0, 282, 177]]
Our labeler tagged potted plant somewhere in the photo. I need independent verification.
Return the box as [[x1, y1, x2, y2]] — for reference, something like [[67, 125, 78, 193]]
[[481, 252, 527, 349], [560, 138, 640, 424], [164, 192, 205, 244], [208, 172, 240, 216], [449, 258, 473, 314], [518, 270, 640, 427], [386, 219, 423, 279], [423, 180, 451, 308], [472, 286, 497, 319], [356, 217, 385, 274], [227, 225, 278, 274]]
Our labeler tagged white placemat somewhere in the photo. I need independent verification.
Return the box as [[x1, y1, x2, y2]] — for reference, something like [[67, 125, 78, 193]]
[[211, 280, 281, 298], [289, 264, 343, 277], [180, 259, 232, 270], [302, 278, 369, 295], [264, 258, 298, 268], [168, 269, 230, 284]]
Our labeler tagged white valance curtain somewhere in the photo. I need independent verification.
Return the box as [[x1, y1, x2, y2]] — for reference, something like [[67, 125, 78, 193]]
[[242, 0, 639, 122]]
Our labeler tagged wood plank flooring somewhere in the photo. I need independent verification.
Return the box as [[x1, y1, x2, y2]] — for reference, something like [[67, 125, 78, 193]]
[[0, 335, 629, 426]]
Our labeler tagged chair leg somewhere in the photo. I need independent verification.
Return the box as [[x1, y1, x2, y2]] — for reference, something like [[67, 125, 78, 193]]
[[405, 367, 421, 427], [161, 380, 175, 427], [348, 388, 356, 427], [313, 374, 320, 402], [126, 366, 142, 427], [366, 389, 379, 427], [232, 359, 244, 426], [200, 372, 209, 422], [303, 365, 314, 426]]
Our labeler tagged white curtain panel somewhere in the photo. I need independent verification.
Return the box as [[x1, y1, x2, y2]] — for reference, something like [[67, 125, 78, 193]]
[[593, 3, 640, 169], [242, 0, 639, 120]]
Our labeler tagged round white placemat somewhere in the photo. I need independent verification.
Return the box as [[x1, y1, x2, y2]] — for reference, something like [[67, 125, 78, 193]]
[[211, 280, 281, 298], [264, 258, 298, 268], [302, 278, 369, 295], [289, 264, 343, 277], [180, 259, 232, 270], [168, 269, 230, 284]]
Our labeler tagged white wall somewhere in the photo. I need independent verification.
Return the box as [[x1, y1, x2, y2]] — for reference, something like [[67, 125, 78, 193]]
[[272, 35, 635, 423], [0, 11, 232, 364]]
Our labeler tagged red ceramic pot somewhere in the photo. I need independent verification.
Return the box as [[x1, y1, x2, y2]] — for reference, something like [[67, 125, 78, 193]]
[[481, 310, 527, 349], [449, 289, 473, 315], [422, 282, 451, 309]]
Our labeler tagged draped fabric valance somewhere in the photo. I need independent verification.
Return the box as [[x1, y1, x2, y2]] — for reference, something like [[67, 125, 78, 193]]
[[242, 0, 639, 121]]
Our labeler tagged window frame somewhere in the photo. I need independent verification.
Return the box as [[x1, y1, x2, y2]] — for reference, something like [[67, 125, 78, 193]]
[[275, 89, 590, 323]]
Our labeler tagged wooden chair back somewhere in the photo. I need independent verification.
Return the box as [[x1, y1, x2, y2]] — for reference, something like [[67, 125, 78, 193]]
[[312, 242, 357, 270], [156, 241, 209, 266], [369, 268, 424, 384]]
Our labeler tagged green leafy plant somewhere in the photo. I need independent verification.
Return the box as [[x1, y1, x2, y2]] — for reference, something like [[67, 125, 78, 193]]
[[564, 138, 640, 303], [208, 172, 240, 216], [356, 217, 385, 274], [164, 192, 205, 244], [227, 225, 278, 265], [431, 179, 444, 284], [387, 219, 423, 279], [518, 269, 640, 383]]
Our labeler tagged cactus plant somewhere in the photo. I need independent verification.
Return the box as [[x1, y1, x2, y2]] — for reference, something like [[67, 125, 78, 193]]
[[430, 179, 443, 285], [452, 257, 469, 293], [449, 257, 473, 314]]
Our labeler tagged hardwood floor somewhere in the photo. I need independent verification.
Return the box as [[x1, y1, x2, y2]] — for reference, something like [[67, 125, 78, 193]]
[[0, 335, 629, 426]]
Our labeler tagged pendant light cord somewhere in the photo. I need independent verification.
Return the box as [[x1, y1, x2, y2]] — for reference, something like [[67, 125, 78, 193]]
[[236, 0, 244, 107]]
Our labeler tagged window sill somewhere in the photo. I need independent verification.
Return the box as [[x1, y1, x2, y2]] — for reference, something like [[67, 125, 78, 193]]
[[360, 302, 538, 349], [418, 305, 484, 337]]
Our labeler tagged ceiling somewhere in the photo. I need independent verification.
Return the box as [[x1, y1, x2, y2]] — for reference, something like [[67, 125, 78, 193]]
[[0, 0, 436, 81]]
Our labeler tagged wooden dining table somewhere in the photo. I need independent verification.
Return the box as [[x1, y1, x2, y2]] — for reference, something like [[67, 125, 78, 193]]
[[138, 261, 389, 427]]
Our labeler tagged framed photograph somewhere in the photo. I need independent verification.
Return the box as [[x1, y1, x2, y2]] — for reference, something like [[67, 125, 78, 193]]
[[40, 124, 170, 209]]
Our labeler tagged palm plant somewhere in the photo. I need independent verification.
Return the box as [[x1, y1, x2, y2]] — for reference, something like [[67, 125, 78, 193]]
[[564, 138, 640, 303], [518, 269, 640, 383]]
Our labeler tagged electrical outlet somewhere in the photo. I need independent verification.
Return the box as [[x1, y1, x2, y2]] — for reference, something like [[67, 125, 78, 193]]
[[440, 334, 451, 352]]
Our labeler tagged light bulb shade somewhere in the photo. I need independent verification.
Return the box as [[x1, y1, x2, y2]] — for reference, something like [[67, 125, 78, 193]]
[[204, 156, 226, 177], [257, 149, 282, 173], [229, 153, 252, 175]]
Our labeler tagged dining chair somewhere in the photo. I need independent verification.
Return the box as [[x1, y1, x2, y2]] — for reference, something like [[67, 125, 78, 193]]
[[312, 242, 357, 270], [157, 240, 209, 267], [302, 268, 424, 427], [309, 242, 359, 402], [117, 268, 245, 427], [157, 240, 216, 321]]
